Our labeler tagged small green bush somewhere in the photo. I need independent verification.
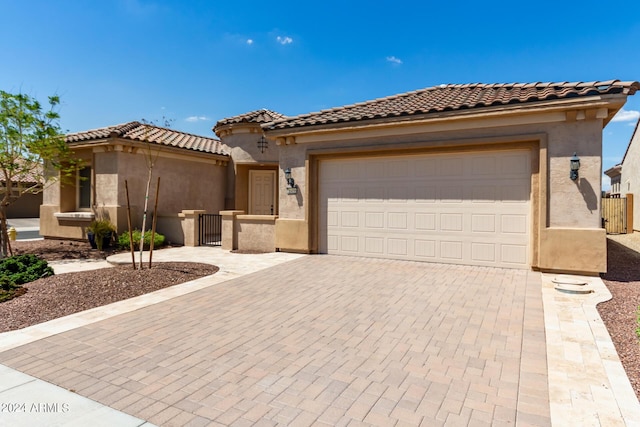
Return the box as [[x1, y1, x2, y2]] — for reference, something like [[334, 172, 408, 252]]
[[0, 254, 54, 285], [0, 254, 53, 303], [118, 230, 165, 250]]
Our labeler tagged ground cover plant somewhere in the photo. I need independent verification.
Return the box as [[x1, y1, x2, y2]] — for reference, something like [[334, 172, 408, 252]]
[[118, 229, 165, 250], [0, 254, 53, 302]]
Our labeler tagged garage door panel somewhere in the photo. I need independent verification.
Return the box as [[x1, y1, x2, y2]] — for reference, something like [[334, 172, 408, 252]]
[[387, 160, 410, 178], [471, 242, 497, 262], [501, 244, 528, 264], [415, 213, 436, 230], [365, 237, 384, 254], [319, 150, 531, 268], [365, 212, 385, 228], [501, 215, 527, 234], [440, 241, 463, 260], [415, 240, 436, 258], [340, 235, 359, 252], [472, 214, 496, 233]]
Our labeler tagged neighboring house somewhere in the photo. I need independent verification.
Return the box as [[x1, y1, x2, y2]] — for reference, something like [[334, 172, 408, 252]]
[[40, 121, 228, 244], [621, 119, 640, 231], [1, 161, 43, 218], [604, 164, 622, 197], [217, 80, 639, 275]]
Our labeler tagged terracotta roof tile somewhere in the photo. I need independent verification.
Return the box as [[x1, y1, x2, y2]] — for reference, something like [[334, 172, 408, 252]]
[[264, 80, 640, 131], [215, 109, 287, 129], [66, 122, 226, 156], [0, 158, 43, 184]]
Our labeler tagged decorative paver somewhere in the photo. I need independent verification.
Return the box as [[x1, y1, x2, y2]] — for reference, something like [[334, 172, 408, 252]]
[[0, 256, 548, 426]]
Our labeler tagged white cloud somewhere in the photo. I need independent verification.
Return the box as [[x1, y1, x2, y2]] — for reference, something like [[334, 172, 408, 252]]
[[386, 56, 403, 65], [277, 36, 293, 45], [185, 116, 209, 123], [612, 108, 640, 123], [246, 39, 254, 45]]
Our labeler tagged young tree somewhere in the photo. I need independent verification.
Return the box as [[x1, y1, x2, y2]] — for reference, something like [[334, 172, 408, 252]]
[[137, 118, 172, 269], [0, 91, 77, 257]]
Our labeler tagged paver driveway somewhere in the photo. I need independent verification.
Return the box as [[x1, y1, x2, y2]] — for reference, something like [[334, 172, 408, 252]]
[[0, 256, 550, 426]]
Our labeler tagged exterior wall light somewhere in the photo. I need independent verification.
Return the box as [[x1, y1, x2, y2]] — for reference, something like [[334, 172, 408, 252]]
[[284, 168, 297, 194], [257, 135, 268, 153], [570, 152, 580, 181]]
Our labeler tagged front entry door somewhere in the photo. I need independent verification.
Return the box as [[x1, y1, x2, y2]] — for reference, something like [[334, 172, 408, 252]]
[[249, 170, 276, 215]]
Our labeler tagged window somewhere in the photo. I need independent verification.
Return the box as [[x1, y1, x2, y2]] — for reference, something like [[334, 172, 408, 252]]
[[78, 166, 92, 209]]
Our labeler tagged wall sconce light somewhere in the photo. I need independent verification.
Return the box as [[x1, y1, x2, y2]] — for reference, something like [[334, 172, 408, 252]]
[[570, 152, 580, 181], [284, 168, 298, 194], [257, 135, 268, 154]]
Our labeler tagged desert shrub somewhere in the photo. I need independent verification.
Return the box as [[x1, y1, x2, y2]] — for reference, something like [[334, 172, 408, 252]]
[[118, 230, 165, 250], [0, 254, 53, 303], [0, 254, 54, 285]]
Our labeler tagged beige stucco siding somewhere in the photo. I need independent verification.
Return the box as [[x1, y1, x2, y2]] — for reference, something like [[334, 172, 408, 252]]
[[40, 144, 227, 243], [622, 128, 640, 231], [546, 120, 603, 228], [95, 151, 119, 206], [277, 119, 603, 228], [116, 151, 226, 230], [271, 112, 607, 273]]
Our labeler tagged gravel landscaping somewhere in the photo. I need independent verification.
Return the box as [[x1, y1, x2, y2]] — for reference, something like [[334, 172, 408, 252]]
[[0, 239, 218, 333], [598, 233, 640, 400]]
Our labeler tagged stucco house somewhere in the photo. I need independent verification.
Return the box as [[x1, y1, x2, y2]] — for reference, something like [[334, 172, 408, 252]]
[[621, 119, 640, 231], [604, 164, 622, 197], [40, 121, 228, 244], [2, 161, 43, 218], [217, 80, 638, 275], [42, 80, 638, 275]]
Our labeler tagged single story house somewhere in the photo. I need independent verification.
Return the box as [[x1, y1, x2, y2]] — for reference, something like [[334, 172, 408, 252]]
[[604, 164, 622, 197], [40, 121, 228, 244], [217, 80, 638, 275], [621, 119, 640, 231], [2, 160, 43, 218], [43, 80, 639, 275]]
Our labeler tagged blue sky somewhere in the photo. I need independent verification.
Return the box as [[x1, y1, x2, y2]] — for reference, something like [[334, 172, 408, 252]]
[[2, 0, 639, 189]]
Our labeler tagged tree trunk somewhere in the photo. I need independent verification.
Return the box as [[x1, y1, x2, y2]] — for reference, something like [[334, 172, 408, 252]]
[[0, 199, 9, 258], [139, 168, 153, 270]]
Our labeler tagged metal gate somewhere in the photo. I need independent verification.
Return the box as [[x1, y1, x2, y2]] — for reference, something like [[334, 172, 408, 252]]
[[602, 197, 627, 234], [199, 214, 222, 246]]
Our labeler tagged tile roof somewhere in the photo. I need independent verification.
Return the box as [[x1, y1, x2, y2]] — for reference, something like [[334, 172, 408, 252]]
[[215, 109, 287, 129], [66, 121, 226, 155], [0, 158, 43, 184], [264, 80, 640, 131]]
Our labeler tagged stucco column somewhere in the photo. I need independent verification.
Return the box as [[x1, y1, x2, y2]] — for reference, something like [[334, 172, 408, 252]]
[[178, 210, 206, 247], [220, 210, 244, 250]]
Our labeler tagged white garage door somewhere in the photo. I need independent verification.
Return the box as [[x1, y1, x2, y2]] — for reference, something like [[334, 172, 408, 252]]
[[318, 150, 531, 268]]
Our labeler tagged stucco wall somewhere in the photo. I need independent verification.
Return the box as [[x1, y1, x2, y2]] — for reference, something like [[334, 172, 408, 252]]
[[220, 128, 279, 213], [622, 127, 640, 231], [270, 113, 607, 273], [115, 150, 226, 233], [40, 145, 227, 241], [276, 118, 604, 228]]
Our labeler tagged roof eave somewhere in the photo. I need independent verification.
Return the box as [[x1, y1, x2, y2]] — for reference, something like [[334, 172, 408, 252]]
[[263, 93, 632, 138], [67, 137, 229, 159]]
